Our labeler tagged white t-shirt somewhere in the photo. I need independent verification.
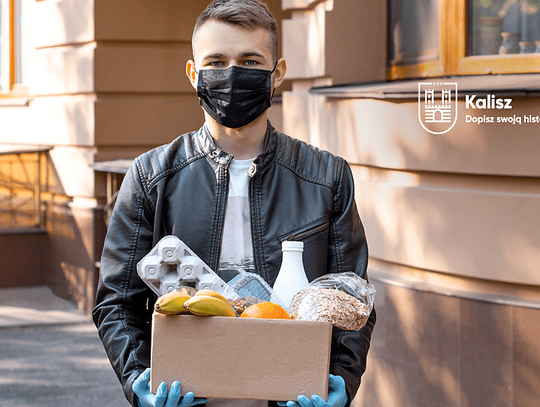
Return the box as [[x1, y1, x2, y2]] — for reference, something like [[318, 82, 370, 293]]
[[218, 158, 256, 281], [214, 158, 267, 407]]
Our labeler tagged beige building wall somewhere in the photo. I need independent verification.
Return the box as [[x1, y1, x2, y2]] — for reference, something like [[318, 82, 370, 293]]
[[93, 0, 205, 162], [93, 0, 287, 164], [0, 0, 99, 312], [280, 1, 540, 407], [0, 0, 287, 312]]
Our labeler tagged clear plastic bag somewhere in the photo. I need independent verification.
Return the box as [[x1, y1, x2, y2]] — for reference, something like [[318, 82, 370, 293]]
[[288, 272, 376, 330], [226, 272, 286, 314]]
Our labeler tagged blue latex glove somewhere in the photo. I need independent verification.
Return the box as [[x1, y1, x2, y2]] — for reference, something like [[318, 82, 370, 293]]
[[133, 368, 207, 407], [277, 374, 348, 407]]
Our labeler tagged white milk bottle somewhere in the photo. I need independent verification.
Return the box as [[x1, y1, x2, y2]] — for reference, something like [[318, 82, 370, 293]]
[[272, 241, 310, 310]]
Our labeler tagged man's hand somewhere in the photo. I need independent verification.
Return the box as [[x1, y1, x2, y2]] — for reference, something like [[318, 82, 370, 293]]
[[277, 374, 348, 407], [133, 368, 207, 407]]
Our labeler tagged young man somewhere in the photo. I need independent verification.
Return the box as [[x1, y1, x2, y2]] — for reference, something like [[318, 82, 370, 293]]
[[92, 1, 375, 407]]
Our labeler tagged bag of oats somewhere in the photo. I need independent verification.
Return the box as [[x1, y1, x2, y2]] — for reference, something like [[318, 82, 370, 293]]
[[288, 272, 375, 330]]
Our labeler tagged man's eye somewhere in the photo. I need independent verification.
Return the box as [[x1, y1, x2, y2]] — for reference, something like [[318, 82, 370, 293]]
[[244, 60, 257, 67], [209, 61, 224, 67]]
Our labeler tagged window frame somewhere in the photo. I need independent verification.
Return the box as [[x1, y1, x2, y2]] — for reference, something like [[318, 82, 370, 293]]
[[0, 0, 13, 93], [0, 0, 29, 98], [387, 0, 540, 80]]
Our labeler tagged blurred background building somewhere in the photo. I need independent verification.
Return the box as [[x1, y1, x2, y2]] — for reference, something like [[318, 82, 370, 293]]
[[0, 1, 539, 406]]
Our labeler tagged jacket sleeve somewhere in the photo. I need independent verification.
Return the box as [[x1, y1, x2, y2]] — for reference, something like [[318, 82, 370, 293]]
[[92, 160, 157, 406], [328, 159, 376, 405]]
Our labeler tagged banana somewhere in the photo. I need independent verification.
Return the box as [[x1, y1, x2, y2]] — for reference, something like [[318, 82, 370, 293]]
[[183, 295, 237, 317], [194, 289, 229, 303], [154, 290, 192, 315]]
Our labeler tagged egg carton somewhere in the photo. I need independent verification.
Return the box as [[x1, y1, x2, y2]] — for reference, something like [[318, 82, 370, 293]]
[[136, 235, 237, 297]]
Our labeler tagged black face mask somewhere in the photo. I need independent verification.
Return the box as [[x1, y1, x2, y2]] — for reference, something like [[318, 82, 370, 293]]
[[196, 65, 275, 129]]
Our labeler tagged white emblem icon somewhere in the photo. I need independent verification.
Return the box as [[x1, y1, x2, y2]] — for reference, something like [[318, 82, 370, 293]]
[[418, 82, 458, 134]]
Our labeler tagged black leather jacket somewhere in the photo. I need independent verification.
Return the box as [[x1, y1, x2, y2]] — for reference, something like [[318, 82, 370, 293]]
[[92, 122, 375, 406]]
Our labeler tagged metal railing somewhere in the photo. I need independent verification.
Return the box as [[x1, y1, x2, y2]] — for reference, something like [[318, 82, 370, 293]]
[[0, 144, 51, 230]]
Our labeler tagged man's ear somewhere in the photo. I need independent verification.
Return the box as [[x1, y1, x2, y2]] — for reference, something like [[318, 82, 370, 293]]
[[272, 58, 287, 89], [186, 60, 198, 89]]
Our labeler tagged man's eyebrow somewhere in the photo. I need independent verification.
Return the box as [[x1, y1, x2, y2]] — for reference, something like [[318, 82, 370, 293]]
[[238, 51, 266, 59], [202, 53, 227, 60], [202, 51, 266, 60]]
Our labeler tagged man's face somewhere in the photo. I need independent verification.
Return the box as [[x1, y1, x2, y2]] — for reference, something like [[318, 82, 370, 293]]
[[187, 19, 285, 90], [192, 19, 274, 71]]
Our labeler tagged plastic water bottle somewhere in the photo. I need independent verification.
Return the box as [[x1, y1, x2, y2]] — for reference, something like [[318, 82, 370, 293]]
[[272, 241, 310, 310]]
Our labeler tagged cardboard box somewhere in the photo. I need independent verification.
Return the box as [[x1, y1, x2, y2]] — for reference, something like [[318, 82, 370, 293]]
[[150, 313, 333, 401]]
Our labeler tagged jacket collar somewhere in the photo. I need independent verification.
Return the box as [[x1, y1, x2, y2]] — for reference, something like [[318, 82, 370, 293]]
[[197, 120, 277, 171], [198, 125, 232, 167]]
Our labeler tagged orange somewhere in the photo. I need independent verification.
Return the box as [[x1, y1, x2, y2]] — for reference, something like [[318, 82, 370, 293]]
[[239, 302, 291, 319]]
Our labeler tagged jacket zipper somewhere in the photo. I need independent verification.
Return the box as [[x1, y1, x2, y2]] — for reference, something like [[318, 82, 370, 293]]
[[280, 219, 330, 242], [213, 166, 229, 273], [248, 160, 269, 280]]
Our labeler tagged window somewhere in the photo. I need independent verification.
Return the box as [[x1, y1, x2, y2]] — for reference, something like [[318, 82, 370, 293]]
[[388, 0, 540, 80], [0, 0, 30, 94], [470, 0, 540, 55], [388, 0, 444, 77]]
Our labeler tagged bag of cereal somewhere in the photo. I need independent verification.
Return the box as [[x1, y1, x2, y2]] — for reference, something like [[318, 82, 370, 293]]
[[288, 272, 375, 330]]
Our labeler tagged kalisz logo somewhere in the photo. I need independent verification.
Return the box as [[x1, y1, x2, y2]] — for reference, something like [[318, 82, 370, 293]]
[[418, 82, 458, 134]]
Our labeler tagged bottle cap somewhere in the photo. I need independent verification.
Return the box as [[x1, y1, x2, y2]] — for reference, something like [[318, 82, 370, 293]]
[[282, 241, 304, 251]]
